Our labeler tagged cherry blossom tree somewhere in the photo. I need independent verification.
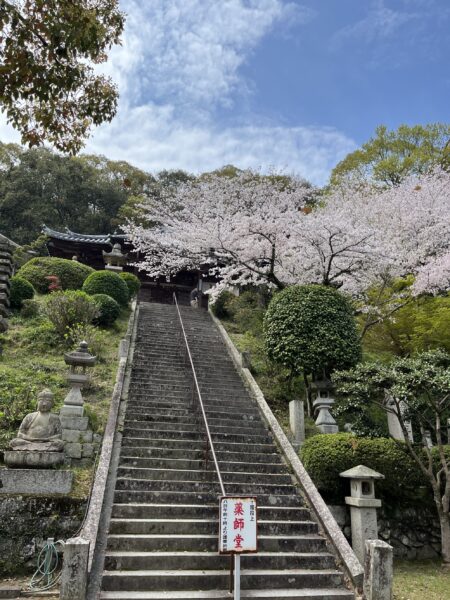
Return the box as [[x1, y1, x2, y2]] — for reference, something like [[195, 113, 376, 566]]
[[125, 168, 450, 301]]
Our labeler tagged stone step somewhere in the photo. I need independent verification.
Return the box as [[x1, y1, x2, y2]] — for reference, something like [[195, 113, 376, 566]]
[[116, 467, 292, 485], [119, 447, 283, 464], [120, 438, 279, 455], [122, 420, 268, 437], [111, 504, 310, 521], [101, 569, 344, 592], [119, 457, 285, 474], [106, 534, 327, 553], [103, 551, 335, 571], [124, 409, 261, 422], [99, 590, 354, 600], [108, 518, 318, 536], [113, 490, 304, 508], [115, 478, 298, 496], [122, 429, 273, 444]]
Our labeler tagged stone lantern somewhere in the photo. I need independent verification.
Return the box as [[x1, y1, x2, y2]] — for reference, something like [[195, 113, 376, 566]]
[[61, 341, 96, 417], [340, 464, 385, 563], [103, 242, 128, 272], [312, 377, 339, 434]]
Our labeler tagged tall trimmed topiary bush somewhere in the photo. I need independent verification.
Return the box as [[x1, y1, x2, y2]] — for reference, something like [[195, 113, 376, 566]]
[[82, 270, 129, 306], [17, 257, 94, 293], [9, 276, 35, 309], [264, 284, 361, 378], [119, 272, 141, 300]]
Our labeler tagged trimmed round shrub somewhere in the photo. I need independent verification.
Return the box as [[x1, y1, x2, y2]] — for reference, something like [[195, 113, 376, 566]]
[[300, 433, 426, 505], [44, 290, 99, 337], [20, 299, 40, 319], [17, 257, 94, 294], [264, 285, 361, 377], [9, 276, 35, 309], [119, 272, 141, 300], [82, 270, 129, 307], [91, 294, 121, 326]]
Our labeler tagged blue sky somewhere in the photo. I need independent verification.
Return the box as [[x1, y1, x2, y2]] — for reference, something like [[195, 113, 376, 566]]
[[1, 0, 449, 184]]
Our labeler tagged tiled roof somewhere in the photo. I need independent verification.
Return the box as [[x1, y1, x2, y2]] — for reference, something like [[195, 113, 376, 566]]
[[42, 225, 127, 244]]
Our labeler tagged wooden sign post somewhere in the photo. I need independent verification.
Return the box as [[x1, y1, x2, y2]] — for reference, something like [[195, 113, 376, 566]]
[[219, 497, 258, 600]]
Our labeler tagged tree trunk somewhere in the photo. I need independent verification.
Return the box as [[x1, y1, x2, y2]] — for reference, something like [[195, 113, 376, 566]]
[[303, 373, 312, 417], [440, 513, 450, 567]]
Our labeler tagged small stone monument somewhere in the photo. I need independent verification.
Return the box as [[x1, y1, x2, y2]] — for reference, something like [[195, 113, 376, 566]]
[[103, 242, 128, 272], [289, 399, 305, 447], [340, 464, 385, 563], [5, 389, 65, 468], [385, 392, 413, 442], [312, 378, 339, 434]]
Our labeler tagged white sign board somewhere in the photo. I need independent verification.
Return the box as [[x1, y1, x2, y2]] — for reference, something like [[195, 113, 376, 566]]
[[219, 497, 257, 554]]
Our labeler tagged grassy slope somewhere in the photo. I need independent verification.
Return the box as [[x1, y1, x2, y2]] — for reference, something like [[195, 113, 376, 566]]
[[0, 300, 130, 496], [394, 560, 450, 600]]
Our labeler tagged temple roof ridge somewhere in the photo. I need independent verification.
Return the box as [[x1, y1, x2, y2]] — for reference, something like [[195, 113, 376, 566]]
[[42, 225, 127, 244]]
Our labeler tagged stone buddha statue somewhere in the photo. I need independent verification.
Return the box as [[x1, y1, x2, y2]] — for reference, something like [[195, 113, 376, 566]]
[[10, 389, 64, 453]]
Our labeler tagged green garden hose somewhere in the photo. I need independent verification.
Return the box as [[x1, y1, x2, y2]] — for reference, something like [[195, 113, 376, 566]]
[[27, 538, 65, 592]]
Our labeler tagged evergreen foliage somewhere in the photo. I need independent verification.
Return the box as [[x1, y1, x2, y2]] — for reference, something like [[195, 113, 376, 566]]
[[119, 272, 141, 300], [264, 285, 361, 377], [17, 257, 93, 293], [82, 270, 129, 306], [91, 293, 121, 326], [9, 276, 34, 309], [300, 433, 428, 506]]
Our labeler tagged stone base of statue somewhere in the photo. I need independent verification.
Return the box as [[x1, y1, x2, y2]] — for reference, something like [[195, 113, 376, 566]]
[[0, 468, 73, 495], [4, 450, 65, 469]]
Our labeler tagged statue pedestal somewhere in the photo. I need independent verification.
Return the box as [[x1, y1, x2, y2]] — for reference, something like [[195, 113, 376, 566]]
[[0, 468, 73, 494], [4, 450, 64, 469]]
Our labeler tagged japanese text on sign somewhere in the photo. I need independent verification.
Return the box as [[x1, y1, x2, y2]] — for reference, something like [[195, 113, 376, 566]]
[[219, 497, 257, 554]]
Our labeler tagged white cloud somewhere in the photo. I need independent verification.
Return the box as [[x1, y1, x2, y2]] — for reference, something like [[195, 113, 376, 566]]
[[85, 101, 356, 185], [0, 0, 356, 185], [332, 0, 419, 45]]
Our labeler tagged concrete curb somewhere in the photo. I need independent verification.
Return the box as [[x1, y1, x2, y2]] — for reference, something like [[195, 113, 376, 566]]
[[60, 302, 140, 599], [209, 308, 364, 591]]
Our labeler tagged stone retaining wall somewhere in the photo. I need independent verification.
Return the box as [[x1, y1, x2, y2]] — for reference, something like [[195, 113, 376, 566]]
[[329, 504, 441, 560], [0, 495, 86, 575]]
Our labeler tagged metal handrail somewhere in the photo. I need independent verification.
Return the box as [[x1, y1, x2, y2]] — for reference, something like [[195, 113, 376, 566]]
[[173, 292, 226, 497]]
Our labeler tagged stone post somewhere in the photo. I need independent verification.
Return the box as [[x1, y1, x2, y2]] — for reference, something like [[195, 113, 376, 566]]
[[364, 539, 393, 600], [241, 351, 251, 369], [386, 392, 413, 442], [60, 537, 90, 600], [340, 465, 385, 564], [289, 399, 305, 446]]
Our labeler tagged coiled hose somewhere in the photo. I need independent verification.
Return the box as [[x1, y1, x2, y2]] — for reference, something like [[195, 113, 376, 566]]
[[27, 538, 65, 592]]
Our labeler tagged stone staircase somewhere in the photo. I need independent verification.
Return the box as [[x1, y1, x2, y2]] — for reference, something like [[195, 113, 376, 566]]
[[98, 302, 354, 599]]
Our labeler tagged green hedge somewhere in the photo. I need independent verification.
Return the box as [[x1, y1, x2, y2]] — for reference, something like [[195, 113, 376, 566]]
[[119, 272, 141, 300], [300, 433, 426, 505], [92, 294, 121, 326], [82, 270, 129, 306], [9, 276, 35, 309], [17, 257, 94, 294]]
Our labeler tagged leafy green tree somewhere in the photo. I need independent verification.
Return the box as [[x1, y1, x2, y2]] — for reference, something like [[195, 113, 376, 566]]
[[0, 146, 128, 243], [330, 124, 450, 187], [333, 350, 450, 565], [363, 292, 450, 357], [0, 1, 124, 153], [264, 285, 361, 413]]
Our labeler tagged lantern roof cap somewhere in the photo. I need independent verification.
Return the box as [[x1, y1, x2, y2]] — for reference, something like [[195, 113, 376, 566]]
[[340, 465, 385, 480]]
